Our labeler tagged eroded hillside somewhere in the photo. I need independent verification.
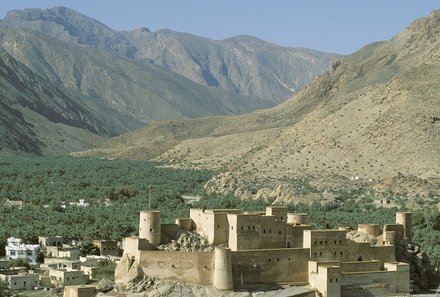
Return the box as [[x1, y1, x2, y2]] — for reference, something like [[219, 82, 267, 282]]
[[75, 10, 440, 202]]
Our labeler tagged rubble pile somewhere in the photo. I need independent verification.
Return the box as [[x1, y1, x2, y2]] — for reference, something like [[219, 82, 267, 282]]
[[346, 230, 378, 245], [157, 230, 215, 252]]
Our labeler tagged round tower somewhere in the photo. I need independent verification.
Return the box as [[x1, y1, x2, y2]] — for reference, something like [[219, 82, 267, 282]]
[[287, 213, 309, 225], [396, 212, 412, 241], [139, 211, 161, 247], [358, 224, 381, 237], [213, 247, 233, 291]]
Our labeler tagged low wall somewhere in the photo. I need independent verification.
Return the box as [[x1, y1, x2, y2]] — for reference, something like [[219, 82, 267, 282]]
[[341, 270, 396, 288], [231, 248, 309, 285], [341, 260, 381, 273], [138, 251, 214, 285]]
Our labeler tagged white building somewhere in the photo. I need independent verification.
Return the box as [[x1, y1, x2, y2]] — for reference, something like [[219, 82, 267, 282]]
[[5, 237, 40, 264]]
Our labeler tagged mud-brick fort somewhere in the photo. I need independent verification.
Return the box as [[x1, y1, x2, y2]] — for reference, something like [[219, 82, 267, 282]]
[[116, 206, 411, 297]]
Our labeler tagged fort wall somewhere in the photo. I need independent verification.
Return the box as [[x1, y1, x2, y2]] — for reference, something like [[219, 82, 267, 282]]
[[344, 242, 395, 265], [265, 206, 288, 222], [340, 260, 381, 273], [384, 224, 404, 241], [230, 248, 309, 285], [228, 214, 286, 251], [304, 230, 347, 261], [138, 250, 214, 285], [286, 225, 311, 248], [309, 264, 341, 297]]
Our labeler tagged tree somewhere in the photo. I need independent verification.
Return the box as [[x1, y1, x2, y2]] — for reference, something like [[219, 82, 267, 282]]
[[0, 279, 13, 297]]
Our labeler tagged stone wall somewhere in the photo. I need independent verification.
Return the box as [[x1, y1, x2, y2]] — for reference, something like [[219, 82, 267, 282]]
[[230, 248, 309, 285], [138, 251, 215, 285]]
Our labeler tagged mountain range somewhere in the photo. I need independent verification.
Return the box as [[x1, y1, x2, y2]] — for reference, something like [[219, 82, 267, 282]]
[[0, 6, 338, 102], [0, 7, 338, 153], [77, 10, 440, 201]]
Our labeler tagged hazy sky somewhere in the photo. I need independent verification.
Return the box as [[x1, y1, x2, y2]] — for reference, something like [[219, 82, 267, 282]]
[[0, 1, 439, 54]]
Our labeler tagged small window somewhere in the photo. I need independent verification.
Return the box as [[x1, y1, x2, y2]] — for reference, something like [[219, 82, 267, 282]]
[[263, 229, 266, 233], [334, 240, 337, 244], [269, 229, 272, 233], [288, 257, 291, 261], [279, 231, 282, 235], [149, 228, 153, 232], [339, 240, 342, 244], [314, 241, 318, 245], [320, 241, 322, 245], [268, 258, 271, 262], [335, 278, 338, 283], [330, 278, 333, 283], [325, 241, 328, 244], [333, 251, 337, 256], [253, 225, 255, 230], [231, 226, 234, 230], [314, 252, 317, 256], [241, 226, 243, 230], [217, 224, 220, 229], [319, 252, 323, 256], [281, 217, 284, 220], [340, 251, 343, 256], [277, 258, 279, 262], [248, 226, 250, 230]]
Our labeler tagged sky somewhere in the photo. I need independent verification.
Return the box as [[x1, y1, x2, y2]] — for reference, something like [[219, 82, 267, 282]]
[[0, 1, 439, 54]]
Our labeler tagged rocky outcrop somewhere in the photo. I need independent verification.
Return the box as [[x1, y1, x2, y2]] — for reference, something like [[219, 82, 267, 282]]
[[157, 230, 214, 252], [96, 278, 114, 293], [203, 172, 332, 205], [346, 230, 378, 245]]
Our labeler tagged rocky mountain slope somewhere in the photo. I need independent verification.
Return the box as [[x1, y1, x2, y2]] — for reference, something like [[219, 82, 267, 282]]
[[0, 6, 339, 103], [76, 10, 440, 200], [0, 28, 272, 124], [0, 48, 117, 154]]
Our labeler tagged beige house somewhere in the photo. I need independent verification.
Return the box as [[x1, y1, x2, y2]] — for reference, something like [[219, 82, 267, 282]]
[[0, 270, 39, 290], [92, 240, 120, 257], [48, 269, 86, 286], [120, 206, 411, 297]]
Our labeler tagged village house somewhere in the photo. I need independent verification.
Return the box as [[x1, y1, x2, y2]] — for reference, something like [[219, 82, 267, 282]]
[[5, 237, 40, 264], [0, 269, 39, 291], [92, 240, 120, 257], [118, 206, 411, 297]]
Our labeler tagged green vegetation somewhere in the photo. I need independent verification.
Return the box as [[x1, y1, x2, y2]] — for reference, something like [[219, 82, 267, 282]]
[[1, 154, 439, 268], [0, 155, 214, 250], [91, 259, 117, 281]]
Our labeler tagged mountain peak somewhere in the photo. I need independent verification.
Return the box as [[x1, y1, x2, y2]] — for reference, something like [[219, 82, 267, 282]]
[[404, 9, 440, 42]]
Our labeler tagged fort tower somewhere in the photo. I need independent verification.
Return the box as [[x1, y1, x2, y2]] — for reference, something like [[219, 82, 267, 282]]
[[213, 247, 233, 290], [139, 211, 161, 247], [396, 212, 412, 241]]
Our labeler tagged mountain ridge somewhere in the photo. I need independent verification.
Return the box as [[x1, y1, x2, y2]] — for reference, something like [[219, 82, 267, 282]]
[[75, 10, 440, 201], [0, 6, 339, 102]]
